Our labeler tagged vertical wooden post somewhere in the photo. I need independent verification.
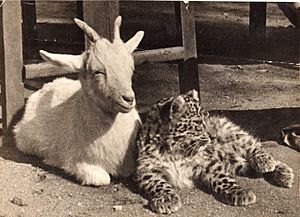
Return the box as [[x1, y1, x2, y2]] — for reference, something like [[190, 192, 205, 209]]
[[249, 2, 267, 37], [76, 0, 85, 49], [174, 2, 182, 44], [21, 0, 38, 61], [175, 2, 200, 95], [0, 0, 24, 132], [82, 0, 119, 46], [76, 0, 84, 20]]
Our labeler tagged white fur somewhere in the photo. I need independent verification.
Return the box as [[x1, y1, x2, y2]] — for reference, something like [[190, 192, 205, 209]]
[[14, 17, 144, 186]]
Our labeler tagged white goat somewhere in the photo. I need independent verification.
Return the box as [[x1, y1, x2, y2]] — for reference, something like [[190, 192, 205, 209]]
[[14, 16, 144, 186]]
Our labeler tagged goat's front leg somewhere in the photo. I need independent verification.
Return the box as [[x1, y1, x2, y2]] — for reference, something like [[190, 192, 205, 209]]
[[74, 162, 111, 186]]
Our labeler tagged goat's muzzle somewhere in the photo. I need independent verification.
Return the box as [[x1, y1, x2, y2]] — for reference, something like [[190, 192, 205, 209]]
[[115, 93, 136, 113]]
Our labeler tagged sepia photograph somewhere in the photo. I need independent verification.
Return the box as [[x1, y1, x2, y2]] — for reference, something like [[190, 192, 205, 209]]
[[0, 0, 299, 216]]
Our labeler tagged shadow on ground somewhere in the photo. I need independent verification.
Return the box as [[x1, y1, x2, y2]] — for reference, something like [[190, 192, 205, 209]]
[[1, 106, 299, 184], [211, 107, 300, 145], [1, 106, 299, 217], [0, 106, 78, 184]]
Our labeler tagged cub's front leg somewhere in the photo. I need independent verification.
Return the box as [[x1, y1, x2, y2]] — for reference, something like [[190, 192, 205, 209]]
[[263, 162, 294, 188], [73, 162, 111, 186], [137, 166, 182, 214], [199, 159, 256, 206]]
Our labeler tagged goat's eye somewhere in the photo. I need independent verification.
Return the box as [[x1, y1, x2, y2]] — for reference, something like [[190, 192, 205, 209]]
[[93, 70, 105, 75]]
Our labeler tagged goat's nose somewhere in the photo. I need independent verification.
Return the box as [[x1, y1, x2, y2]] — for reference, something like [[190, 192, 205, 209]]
[[122, 95, 134, 105]]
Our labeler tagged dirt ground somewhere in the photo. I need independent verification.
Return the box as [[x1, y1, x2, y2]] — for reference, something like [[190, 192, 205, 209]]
[[1, 2, 300, 217]]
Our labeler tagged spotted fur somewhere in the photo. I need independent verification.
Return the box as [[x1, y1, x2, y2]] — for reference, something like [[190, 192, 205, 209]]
[[136, 90, 294, 214]]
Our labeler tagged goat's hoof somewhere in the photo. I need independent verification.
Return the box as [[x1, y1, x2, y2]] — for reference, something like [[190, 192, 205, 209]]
[[76, 163, 111, 186], [81, 172, 111, 186]]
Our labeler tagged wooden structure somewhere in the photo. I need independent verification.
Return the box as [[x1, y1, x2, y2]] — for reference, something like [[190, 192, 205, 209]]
[[0, 1, 269, 133], [0, 1, 24, 131], [0, 0, 199, 133], [81, 1, 199, 95], [249, 2, 267, 37]]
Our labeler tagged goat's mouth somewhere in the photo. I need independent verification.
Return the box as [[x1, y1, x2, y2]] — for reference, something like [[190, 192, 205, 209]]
[[115, 102, 135, 113]]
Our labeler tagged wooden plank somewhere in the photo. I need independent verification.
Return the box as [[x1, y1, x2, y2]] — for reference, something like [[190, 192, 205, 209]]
[[21, 0, 38, 60], [134, 47, 185, 65], [249, 2, 267, 36], [0, 0, 24, 131], [175, 2, 200, 95], [82, 0, 119, 44], [24, 73, 78, 91], [25, 47, 185, 79], [25, 62, 77, 79]]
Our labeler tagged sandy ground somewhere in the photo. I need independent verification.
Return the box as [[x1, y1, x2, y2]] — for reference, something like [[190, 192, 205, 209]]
[[1, 1, 300, 217], [0, 142, 299, 217], [134, 62, 300, 112]]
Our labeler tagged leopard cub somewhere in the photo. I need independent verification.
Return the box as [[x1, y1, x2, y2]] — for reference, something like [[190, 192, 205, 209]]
[[136, 90, 294, 214]]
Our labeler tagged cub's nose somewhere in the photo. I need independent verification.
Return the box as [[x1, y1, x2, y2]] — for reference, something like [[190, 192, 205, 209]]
[[122, 95, 134, 105]]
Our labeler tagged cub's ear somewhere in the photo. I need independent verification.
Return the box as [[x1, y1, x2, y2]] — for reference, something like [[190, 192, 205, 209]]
[[186, 89, 199, 101], [170, 96, 187, 122]]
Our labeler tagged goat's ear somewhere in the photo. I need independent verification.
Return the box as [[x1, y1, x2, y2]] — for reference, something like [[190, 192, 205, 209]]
[[125, 31, 144, 53], [39, 50, 85, 72], [74, 18, 100, 42]]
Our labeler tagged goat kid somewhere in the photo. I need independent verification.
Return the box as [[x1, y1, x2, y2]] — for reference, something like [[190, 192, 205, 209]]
[[14, 16, 144, 186]]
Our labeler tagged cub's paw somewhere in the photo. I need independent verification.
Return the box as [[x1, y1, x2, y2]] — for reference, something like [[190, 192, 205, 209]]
[[249, 151, 276, 173], [223, 189, 256, 206], [264, 163, 294, 188], [150, 193, 182, 214]]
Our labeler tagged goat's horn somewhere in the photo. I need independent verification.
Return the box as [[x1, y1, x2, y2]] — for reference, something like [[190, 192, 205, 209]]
[[114, 16, 122, 40], [74, 18, 100, 42]]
